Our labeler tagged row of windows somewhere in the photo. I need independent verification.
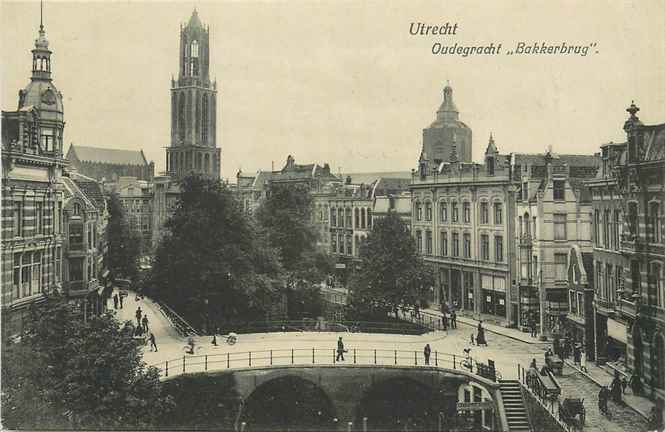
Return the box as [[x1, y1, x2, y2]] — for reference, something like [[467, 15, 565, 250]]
[[521, 180, 566, 202], [12, 249, 61, 301], [415, 201, 503, 225], [13, 200, 62, 238], [519, 213, 566, 240], [415, 230, 504, 263], [628, 260, 665, 309], [594, 209, 622, 250], [330, 233, 365, 256], [330, 207, 372, 230], [626, 201, 662, 243], [595, 260, 622, 304]]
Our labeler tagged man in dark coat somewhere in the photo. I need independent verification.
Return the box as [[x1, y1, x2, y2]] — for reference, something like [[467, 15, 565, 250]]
[[450, 310, 457, 329], [149, 332, 157, 352], [424, 344, 431, 365], [336, 337, 345, 361], [113, 294, 118, 310]]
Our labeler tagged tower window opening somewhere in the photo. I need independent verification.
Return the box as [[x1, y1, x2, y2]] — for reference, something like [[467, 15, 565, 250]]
[[191, 40, 199, 58]]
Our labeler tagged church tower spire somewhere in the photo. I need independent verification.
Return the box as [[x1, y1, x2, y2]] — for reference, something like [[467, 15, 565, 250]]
[[167, 9, 221, 180]]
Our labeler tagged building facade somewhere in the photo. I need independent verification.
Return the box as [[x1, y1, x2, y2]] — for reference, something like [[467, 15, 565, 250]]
[[166, 9, 221, 180], [513, 151, 598, 333], [66, 144, 154, 183], [586, 142, 630, 368], [62, 172, 108, 320], [411, 137, 517, 326], [1, 19, 67, 339], [614, 103, 665, 405], [116, 177, 153, 250]]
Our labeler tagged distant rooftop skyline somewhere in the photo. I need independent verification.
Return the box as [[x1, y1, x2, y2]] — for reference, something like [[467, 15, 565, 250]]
[[2, 1, 664, 180]]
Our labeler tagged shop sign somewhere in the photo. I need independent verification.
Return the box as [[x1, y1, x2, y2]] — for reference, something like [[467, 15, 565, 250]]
[[457, 401, 494, 411]]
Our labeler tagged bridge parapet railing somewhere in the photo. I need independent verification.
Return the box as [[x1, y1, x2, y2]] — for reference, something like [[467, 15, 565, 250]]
[[153, 300, 200, 338], [517, 363, 578, 432], [152, 348, 475, 379]]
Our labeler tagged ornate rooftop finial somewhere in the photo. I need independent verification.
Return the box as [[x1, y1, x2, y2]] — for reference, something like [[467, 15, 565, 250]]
[[627, 100, 640, 118]]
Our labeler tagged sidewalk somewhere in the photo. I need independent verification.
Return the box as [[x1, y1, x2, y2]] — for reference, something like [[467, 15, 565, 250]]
[[563, 358, 656, 420], [421, 307, 549, 345]]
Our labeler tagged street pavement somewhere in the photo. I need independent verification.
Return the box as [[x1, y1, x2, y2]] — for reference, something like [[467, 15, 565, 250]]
[[111, 290, 653, 432]]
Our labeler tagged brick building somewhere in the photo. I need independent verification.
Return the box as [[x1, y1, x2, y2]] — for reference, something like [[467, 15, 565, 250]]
[[1, 18, 67, 338], [613, 103, 665, 406], [513, 151, 599, 333], [411, 136, 517, 325], [66, 144, 154, 183]]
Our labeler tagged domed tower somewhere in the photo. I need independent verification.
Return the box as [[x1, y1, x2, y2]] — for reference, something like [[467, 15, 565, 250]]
[[421, 83, 472, 167], [167, 9, 221, 180], [16, 11, 65, 156]]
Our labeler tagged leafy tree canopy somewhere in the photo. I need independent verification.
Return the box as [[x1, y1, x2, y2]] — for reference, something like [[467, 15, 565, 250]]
[[148, 175, 283, 329], [1, 296, 173, 430], [106, 192, 142, 281], [348, 212, 434, 319]]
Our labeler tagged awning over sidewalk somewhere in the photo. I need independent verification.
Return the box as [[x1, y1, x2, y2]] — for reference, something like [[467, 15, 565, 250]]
[[607, 318, 627, 344]]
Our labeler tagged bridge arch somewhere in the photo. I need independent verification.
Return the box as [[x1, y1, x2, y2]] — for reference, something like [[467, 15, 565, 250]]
[[239, 374, 337, 430], [354, 375, 452, 430]]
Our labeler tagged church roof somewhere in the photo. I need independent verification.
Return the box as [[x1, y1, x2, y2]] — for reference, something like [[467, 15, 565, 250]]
[[68, 144, 149, 166]]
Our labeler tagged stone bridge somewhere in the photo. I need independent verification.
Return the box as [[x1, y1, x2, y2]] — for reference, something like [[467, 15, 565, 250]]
[[161, 364, 511, 431]]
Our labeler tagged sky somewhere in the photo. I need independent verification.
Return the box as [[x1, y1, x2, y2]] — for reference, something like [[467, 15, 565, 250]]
[[2, 0, 664, 180]]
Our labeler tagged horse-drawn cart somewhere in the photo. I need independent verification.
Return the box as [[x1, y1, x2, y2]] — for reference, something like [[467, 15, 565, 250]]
[[559, 398, 585, 427]]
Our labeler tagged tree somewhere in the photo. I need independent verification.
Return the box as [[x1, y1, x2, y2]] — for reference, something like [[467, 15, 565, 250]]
[[148, 175, 283, 330], [348, 212, 434, 319], [107, 192, 142, 281], [1, 296, 173, 430], [255, 183, 332, 318]]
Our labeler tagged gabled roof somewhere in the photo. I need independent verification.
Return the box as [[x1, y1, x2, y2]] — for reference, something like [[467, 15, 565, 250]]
[[62, 176, 96, 211], [372, 177, 412, 197], [68, 144, 148, 166], [70, 172, 106, 210]]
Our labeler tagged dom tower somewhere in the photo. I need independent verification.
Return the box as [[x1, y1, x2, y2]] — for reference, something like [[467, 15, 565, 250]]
[[167, 10, 220, 180]]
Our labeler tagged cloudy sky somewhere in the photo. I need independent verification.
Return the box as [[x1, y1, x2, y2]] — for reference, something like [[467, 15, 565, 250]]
[[2, 0, 664, 180]]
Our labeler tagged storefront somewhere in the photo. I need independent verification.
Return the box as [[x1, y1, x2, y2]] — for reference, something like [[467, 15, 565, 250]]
[[606, 317, 627, 366], [481, 275, 507, 318]]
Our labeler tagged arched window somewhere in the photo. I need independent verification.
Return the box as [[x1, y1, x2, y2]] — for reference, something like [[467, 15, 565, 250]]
[[655, 334, 665, 389], [425, 201, 432, 221], [202, 94, 209, 144], [415, 201, 422, 221], [649, 262, 664, 308], [186, 92, 192, 140], [523, 212, 530, 236], [191, 40, 199, 58], [178, 94, 186, 142], [195, 92, 201, 141]]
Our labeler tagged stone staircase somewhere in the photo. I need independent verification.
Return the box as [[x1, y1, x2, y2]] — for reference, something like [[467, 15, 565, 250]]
[[499, 380, 531, 431]]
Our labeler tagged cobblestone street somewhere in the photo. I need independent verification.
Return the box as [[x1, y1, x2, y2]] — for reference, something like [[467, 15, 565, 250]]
[[556, 364, 649, 432]]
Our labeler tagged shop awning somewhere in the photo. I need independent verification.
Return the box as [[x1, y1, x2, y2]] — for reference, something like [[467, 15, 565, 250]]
[[607, 318, 627, 344]]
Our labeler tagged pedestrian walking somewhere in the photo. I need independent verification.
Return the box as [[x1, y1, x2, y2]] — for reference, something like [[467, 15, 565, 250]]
[[423, 344, 431, 365], [149, 332, 157, 352], [113, 294, 118, 309], [476, 321, 488, 347], [442, 314, 448, 331], [119, 293, 124, 308], [573, 343, 581, 365], [135, 307, 142, 326], [470, 332, 475, 346], [610, 370, 623, 402], [530, 318, 537, 338], [450, 310, 457, 329], [336, 336, 345, 361], [142, 315, 149, 332], [598, 386, 610, 415], [580, 348, 587, 372]]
